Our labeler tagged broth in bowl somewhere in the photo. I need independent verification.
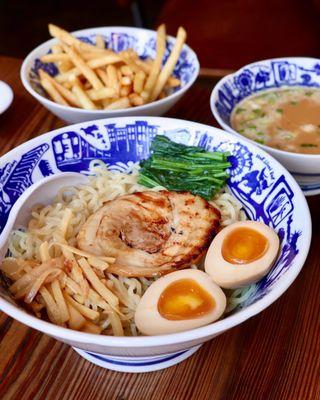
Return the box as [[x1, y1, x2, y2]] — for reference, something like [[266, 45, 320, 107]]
[[231, 88, 320, 154]]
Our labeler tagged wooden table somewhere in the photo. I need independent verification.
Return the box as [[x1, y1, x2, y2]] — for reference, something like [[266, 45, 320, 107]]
[[0, 55, 319, 400]]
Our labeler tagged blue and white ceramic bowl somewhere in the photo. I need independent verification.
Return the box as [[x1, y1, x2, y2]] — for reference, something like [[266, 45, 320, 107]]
[[0, 117, 311, 373], [211, 57, 320, 196], [20, 27, 199, 124]]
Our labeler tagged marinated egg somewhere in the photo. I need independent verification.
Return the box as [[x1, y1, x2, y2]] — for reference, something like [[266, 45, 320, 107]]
[[205, 221, 279, 289], [134, 269, 226, 335]]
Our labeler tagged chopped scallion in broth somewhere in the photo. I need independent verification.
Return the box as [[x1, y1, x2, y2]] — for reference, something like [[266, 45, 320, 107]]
[[231, 88, 320, 154]]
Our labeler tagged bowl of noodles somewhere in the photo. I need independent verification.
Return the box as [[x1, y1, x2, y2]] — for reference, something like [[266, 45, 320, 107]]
[[0, 117, 311, 373]]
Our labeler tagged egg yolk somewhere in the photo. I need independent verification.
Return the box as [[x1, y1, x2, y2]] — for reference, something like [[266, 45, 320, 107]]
[[157, 279, 215, 320], [222, 227, 269, 264]]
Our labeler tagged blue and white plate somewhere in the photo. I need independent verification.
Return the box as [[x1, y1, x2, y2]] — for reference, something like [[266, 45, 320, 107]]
[[211, 57, 320, 196], [0, 81, 13, 115], [0, 117, 311, 372]]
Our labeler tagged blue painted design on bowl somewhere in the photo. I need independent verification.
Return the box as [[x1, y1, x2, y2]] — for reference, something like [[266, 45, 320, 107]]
[[0, 117, 309, 314], [214, 58, 320, 126], [211, 58, 320, 196]]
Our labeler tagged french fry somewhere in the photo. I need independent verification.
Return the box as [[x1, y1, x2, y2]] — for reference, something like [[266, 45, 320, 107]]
[[121, 76, 132, 86], [42, 52, 117, 64], [86, 87, 115, 101], [83, 81, 92, 90], [140, 90, 149, 101], [62, 44, 103, 90], [88, 54, 121, 69], [63, 81, 73, 89], [120, 85, 132, 97], [39, 70, 69, 106], [117, 67, 122, 81], [51, 44, 62, 53], [55, 54, 120, 84], [48, 24, 106, 54], [167, 76, 181, 88], [134, 59, 152, 74], [39, 70, 80, 107], [41, 71, 80, 107], [38, 23, 187, 112], [104, 97, 131, 110], [129, 93, 144, 106], [51, 43, 73, 73], [120, 65, 133, 76], [41, 53, 70, 63], [55, 68, 79, 83], [69, 75, 83, 88], [119, 51, 141, 73], [106, 65, 120, 96], [144, 24, 166, 97], [150, 26, 186, 102], [95, 34, 105, 49], [81, 51, 111, 60], [72, 83, 97, 109], [133, 70, 146, 94], [96, 68, 109, 87], [102, 98, 112, 108]]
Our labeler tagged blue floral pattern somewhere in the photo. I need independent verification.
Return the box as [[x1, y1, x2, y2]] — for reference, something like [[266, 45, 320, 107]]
[[0, 119, 305, 313]]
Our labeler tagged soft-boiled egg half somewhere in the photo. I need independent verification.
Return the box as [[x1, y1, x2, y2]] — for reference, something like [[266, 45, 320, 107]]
[[135, 269, 226, 335], [205, 221, 279, 289]]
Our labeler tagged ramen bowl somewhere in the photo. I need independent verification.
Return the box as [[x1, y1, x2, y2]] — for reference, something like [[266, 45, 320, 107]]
[[211, 57, 320, 196], [20, 26, 199, 123], [0, 117, 311, 373]]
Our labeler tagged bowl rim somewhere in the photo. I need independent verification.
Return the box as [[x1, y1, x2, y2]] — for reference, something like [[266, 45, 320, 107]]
[[0, 116, 312, 348], [210, 56, 320, 160], [20, 26, 200, 115]]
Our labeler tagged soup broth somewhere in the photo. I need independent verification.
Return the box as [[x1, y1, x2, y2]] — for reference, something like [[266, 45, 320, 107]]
[[231, 88, 320, 154]]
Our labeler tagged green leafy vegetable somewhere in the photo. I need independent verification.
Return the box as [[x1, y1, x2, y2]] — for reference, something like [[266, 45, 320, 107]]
[[138, 136, 231, 200], [254, 139, 265, 144], [252, 109, 266, 117], [235, 107, 245, 114]]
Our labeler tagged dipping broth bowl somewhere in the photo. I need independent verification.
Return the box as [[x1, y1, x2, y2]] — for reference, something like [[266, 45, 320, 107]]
[[211, 57, 320, 196], [0, 117, 311, 372], [20, 26, 199, 124]]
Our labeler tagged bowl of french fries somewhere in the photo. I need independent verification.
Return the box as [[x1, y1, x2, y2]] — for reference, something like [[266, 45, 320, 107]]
[[20, 24, 199, 123]]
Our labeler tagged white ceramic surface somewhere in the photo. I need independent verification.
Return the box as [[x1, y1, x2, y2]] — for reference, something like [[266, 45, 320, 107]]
[[0, 81, 13, 114], [210, 57, 320, 196], [20, 26, 199, 123], [0, 172, 86, 260]]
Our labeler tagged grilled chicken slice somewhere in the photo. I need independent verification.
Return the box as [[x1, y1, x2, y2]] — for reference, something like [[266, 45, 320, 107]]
[[77, 191, 221, 277]]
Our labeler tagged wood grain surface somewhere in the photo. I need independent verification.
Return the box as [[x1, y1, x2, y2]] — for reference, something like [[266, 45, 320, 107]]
[[0, 55, 319, 400]]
